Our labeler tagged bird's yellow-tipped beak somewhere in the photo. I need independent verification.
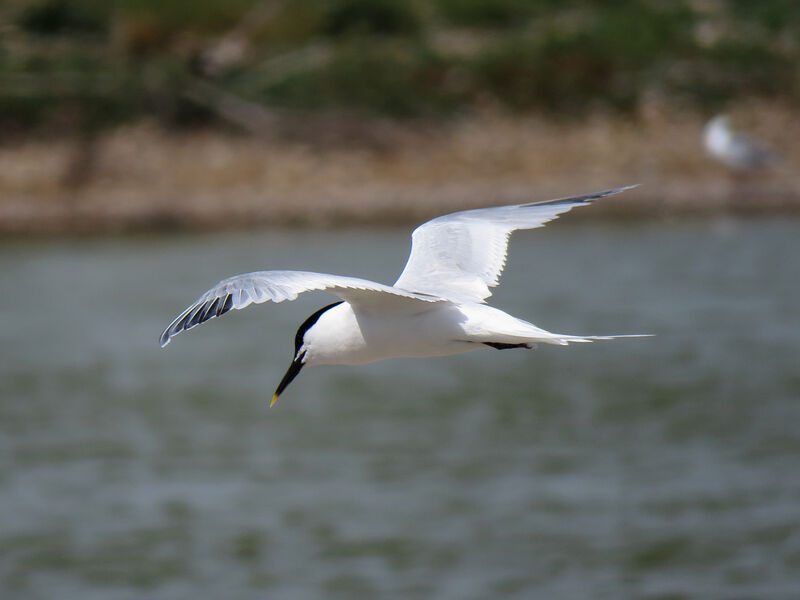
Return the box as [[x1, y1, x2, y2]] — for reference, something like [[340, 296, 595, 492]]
[[270, 393, 280, 407]]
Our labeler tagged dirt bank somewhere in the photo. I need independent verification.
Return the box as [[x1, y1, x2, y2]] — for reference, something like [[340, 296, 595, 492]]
[[1, 103, 797, 234]]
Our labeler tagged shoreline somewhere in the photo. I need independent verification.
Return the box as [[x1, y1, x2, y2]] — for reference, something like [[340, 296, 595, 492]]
[[2, 183, 798, 238], [2, 105, 798, 235]]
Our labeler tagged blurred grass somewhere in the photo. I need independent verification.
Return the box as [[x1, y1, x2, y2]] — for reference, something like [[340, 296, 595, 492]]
[[1, 0, 799, 135]]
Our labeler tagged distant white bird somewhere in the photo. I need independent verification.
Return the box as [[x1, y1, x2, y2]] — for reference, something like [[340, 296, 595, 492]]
[[703, 115, 776, 171], [160, 186, 648, 405]]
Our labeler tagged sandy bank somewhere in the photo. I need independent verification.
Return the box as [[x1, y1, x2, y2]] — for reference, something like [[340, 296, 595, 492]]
[[1, 103, 798, 234]]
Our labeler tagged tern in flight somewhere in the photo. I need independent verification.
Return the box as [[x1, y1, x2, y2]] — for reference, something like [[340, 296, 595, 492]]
[[160, 185, 648, 405]]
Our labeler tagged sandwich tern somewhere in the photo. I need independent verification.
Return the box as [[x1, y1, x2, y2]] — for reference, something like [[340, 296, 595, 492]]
[[160, 185, 648, 405]]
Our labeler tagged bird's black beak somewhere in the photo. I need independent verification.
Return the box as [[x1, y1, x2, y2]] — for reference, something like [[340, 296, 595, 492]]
[[271, 351, 306, 406]]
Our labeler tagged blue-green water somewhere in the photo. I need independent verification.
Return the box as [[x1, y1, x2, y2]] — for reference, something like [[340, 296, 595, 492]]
[[1, 219, 799, 599]]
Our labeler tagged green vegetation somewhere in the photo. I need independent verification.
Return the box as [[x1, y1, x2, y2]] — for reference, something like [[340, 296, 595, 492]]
[[1, 0, 799, 133]]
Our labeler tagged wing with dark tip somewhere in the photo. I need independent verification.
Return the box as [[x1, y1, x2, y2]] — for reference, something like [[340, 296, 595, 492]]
[[393, 186, 636, 303], [160, 270, 444, 347]]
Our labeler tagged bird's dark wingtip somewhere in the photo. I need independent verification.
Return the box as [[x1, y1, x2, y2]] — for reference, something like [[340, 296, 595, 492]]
[[568, 184, 638, 204], [612, 183, 639, 194], [529, 184, 639, 208], [159, 330, 171, 348], [159, 293, 236, 349]]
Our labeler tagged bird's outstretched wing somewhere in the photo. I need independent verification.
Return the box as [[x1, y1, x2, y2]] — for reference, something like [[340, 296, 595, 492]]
[[160, 270, 443, 347], [393, 185, 636, 303]]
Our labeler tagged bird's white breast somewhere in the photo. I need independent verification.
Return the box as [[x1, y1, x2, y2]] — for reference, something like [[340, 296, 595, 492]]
[[301, 302, 476, 366], [704, 120, 731, 160]]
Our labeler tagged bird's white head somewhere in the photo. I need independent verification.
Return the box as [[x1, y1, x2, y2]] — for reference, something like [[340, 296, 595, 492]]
[[703, 114, 734, 158], [705, 114, 730, 139], [271, 301, 343, 406]]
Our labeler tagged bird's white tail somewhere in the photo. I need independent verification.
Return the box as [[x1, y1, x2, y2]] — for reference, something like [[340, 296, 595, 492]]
[[542, 333, 653, 346], [462, 304, 652, 348]]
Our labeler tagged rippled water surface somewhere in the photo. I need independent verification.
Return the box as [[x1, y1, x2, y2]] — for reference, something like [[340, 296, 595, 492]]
[[1, 219, 799, 599]]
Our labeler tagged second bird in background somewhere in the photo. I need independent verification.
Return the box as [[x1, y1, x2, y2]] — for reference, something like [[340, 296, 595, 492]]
[[703, 115, 778, 173]]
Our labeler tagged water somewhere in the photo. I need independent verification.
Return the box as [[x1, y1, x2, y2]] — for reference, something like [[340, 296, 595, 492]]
[[1, 219, 799, 600]]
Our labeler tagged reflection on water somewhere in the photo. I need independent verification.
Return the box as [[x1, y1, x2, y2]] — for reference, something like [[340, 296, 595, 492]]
[[1, 219, 799, 599]]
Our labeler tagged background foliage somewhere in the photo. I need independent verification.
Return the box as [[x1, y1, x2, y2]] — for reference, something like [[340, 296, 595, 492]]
[[1, 0, 798, 133]]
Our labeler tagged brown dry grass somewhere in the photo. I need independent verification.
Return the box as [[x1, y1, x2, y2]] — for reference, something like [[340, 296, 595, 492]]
[[1, 100, 798, 234]]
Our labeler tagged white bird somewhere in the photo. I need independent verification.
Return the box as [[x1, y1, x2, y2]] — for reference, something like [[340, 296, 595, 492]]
[[160, 185, 648, 405], [703, 115, 776, 172]]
